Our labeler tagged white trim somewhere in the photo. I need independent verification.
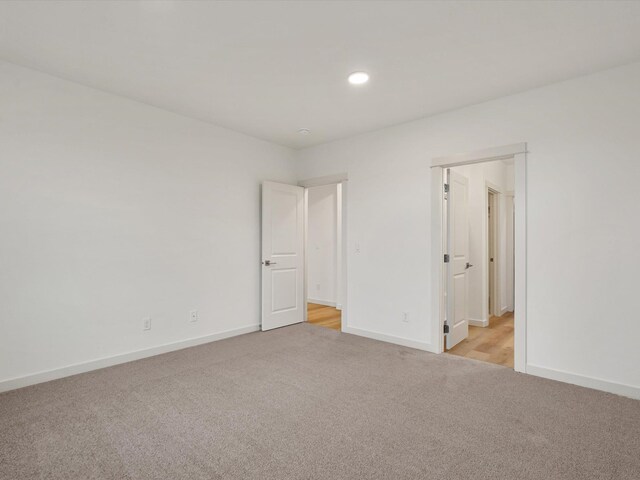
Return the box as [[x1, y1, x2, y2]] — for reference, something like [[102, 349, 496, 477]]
[[307, 299, 336, 307], [336, 183, 343, 314], [432, 143, 527, 167], [526, 364, 640, 400], [298, 173, 348, 188], [0, 324, 260, 394], [513, 152, 527, 373], [343, 326, 437, 353], [303, 187, 309, 323], [469, 318, 489, 328], [339, 181, 348, 331], [430, 167, 446, 354], [431, 143, 527, 374], [485, 180, 503, 194]]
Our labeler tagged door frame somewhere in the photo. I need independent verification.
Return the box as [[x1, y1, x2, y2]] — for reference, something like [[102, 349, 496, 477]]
[[298, 173, 348, 331], [431, 143, 527, 372]]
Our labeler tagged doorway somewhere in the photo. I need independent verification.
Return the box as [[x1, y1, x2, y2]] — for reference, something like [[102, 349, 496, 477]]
[[443, 161, 514, 367], [260, 176, 347, 332], [431, 143, 526, 372], [305, 183, 343, 331]]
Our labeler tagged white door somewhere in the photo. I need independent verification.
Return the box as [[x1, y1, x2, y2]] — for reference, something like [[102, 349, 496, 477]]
[[446, 169, 470, 349], [261, 181, 305, 331]]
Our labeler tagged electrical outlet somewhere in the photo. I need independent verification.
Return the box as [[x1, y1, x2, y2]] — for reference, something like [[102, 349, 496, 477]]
[[402, 312, 409, 323], [143, 317, 151, 331], [316, 283, 321, 291], [189, 310, 198, 323]]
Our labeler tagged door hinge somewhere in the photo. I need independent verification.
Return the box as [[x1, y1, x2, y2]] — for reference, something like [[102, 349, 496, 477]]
[[444, 183, 449, 193], [444, 254, 450, 263], [443, 324, 450, 334]]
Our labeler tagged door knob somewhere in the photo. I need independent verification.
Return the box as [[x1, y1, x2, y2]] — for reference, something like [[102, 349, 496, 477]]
[[465, 262, 473, 269], [262, 260, 277, 266]]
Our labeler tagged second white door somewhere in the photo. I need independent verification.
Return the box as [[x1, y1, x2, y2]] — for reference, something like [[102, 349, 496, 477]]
[[446, 169, 470, 349]]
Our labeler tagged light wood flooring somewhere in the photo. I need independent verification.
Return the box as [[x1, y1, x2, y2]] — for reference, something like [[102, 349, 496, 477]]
[[446, 312, 514, 368], [307, 303, 341, 331]]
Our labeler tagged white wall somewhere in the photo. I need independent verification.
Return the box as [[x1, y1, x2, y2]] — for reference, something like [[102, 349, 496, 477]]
[[452, 160, 513, 324], [307, 184, 338, 305], [0, 61, 296, 387], [296, 61, 640, 396], [504, 163, 515, 313], [503, 193, 515, 313]]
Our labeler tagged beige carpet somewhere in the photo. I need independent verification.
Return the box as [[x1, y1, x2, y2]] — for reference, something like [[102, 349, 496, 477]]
[[1, 323, 639, 480]]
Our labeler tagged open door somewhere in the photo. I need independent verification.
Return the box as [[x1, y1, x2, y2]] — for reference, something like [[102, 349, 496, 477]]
[[261, 181, 305, 331], [446, 169, 470, 349]]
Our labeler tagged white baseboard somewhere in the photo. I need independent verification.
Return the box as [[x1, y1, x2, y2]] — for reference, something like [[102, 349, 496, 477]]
[[526, 364, 640, 400], [343, 326, 437, 353], [0, 324, 260, 394], [307, 298, 336, 307], [469, 318, 489, 327]]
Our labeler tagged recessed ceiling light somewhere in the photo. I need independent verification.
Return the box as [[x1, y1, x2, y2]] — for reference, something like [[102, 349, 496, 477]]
[[348, 71, 369, 85], [298, 128, 311, 135]]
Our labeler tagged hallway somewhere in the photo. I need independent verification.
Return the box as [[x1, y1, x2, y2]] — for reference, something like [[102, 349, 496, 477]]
[[307, 303, 341, 331], [446, 312, 514, 368]]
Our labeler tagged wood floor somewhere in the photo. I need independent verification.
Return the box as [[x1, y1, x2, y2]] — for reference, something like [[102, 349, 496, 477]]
[[307, 303, 341, 331], [446, 312, 514, 368]]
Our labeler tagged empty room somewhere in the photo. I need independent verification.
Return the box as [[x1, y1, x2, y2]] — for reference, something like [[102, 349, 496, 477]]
[[1, 2, 639, 479]]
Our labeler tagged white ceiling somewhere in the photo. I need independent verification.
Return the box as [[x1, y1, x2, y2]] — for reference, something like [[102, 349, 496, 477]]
[[2, 1, 640, 149]]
